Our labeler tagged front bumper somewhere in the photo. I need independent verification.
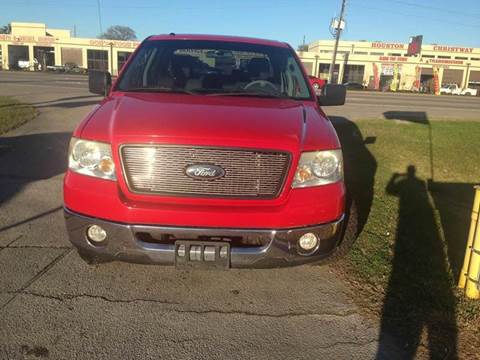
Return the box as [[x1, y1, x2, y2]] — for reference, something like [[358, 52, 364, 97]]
[[64, 208, 344, 268]]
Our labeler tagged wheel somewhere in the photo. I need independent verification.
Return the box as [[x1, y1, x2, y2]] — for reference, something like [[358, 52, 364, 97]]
[[328, 198, 359, 262]]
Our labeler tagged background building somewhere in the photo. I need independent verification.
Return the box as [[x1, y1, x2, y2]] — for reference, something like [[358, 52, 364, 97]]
[[1, 22, 479, 93], [0, 22, 139, 75], [298, 39, 480, 92]]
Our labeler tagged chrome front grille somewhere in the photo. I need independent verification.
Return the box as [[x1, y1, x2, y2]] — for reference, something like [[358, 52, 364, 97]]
[[120, 145, 290, 199]]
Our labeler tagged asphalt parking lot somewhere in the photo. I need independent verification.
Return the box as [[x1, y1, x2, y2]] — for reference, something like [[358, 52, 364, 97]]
[[1, 71, 477, 359]]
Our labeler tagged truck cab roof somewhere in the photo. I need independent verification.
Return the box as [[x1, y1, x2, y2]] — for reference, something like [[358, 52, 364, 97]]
[[147, 34, 290, 48]]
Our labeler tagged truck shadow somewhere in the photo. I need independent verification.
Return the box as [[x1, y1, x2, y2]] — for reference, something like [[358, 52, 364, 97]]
[[0, 132, 71, 229], [330, 116, 377, 238]]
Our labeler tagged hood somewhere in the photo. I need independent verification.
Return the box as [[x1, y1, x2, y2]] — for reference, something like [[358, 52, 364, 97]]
[[80, 92, 339, 152]]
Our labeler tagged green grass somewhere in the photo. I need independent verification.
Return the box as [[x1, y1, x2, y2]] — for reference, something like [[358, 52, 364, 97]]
[[332, 117, 480, 357], [0, 96, 36, 135]]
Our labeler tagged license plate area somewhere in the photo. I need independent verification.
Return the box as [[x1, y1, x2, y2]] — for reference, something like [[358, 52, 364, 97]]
[[175, 241, 230, 269]]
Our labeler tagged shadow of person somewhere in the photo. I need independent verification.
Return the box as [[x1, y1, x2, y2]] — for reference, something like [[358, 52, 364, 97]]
[[377, 166, 458, 359]]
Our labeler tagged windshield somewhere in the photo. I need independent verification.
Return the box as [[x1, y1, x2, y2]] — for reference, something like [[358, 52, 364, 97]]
[[116, 40, 312, 100]]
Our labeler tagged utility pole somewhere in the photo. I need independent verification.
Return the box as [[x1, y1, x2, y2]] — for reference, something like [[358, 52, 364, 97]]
[[110, 42, 114, 75], [328, 0, 347, 84]]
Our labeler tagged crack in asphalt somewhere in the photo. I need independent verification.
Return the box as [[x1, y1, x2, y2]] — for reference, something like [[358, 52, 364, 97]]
[[0, 249, 72, 311], [0, 245, 72, 250], [8, 290, 360, 320], [0, 235, 23, 253]]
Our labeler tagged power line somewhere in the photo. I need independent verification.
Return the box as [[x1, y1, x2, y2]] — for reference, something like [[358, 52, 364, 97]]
[[385, 0, 480, 19], [353, 1, 480, 29]]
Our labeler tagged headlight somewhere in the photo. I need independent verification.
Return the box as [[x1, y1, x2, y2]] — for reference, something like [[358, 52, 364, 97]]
[[68, 137, 116, 180], [292, 150, 343, 188]]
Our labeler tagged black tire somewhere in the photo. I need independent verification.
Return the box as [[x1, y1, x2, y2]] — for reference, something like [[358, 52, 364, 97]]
[[329, 198, 358, 262]]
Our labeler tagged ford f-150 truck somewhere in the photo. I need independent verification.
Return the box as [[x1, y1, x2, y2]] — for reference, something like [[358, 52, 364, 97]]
[[64, 34, 355, 268]]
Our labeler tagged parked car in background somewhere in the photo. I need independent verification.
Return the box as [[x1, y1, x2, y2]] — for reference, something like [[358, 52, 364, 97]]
[[343, 82, 365, 90], [64, 62, 88, 74], [47, 65, 66, 72], [17, 60, 30, 70], [308, 75, 326, 91], [65, 34, 353, 269], [440, 83, 478, 96]]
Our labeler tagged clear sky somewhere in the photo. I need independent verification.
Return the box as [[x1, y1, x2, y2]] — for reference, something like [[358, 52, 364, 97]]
[[2, 0, 480, 48]]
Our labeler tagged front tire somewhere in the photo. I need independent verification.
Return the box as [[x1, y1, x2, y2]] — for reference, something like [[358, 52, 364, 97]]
[[329, 199, 358, 262]]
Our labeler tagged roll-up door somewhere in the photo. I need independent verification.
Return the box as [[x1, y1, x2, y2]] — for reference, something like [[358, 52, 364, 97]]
[[420, 67, 433, 75], [469, 70, 480, 82], [442, 69, 464, 85], [61, 48, 82, 66]]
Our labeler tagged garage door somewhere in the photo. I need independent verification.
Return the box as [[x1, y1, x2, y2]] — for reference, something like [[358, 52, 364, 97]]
[[442, 69, 464, 85], [61, 48, 82, 66], [87, 49, 108, 71], [469, 70, 480, 82], [420, 67, 433, 75], [343, 64, 365, 83]]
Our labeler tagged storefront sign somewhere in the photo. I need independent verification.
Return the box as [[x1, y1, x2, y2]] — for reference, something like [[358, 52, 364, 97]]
[[13, 35, 35, 43], [372, 42, 405, 49], [379, 56, 408, 62], [37, 36, 55, 44], [432, 45, 473, 53], [428, 59, 463, 65], [0, 34, 55, 45], [89, 39, 139, 49]]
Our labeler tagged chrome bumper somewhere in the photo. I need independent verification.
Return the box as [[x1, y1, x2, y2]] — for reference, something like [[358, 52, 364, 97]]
[[64, 208, 344, 268]]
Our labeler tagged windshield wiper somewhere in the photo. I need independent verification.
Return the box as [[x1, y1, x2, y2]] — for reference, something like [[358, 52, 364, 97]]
[[122, 87, 197, 95]]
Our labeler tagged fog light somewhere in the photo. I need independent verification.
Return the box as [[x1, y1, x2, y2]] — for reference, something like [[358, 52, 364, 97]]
[[87, 225, 107, 243], [298, 232, 319, 251]]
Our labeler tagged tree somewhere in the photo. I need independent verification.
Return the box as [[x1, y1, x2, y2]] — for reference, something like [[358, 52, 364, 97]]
[[0, 24, 11, 34], [297, 44, 309, 52], [98, 25, 137, 41]]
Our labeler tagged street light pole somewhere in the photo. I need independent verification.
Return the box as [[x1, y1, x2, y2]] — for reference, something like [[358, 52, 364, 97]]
[[328, 0, 347, 84]]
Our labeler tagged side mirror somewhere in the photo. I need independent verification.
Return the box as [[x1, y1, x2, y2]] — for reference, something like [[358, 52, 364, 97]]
[[88, 70, 112, 96], [317, 84, 346, 106]]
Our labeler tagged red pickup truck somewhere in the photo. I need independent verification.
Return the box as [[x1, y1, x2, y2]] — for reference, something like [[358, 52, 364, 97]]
[[64, 34, 354, 268]]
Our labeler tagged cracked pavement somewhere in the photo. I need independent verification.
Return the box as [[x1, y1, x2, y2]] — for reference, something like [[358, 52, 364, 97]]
[[0, 72, 402, 360]]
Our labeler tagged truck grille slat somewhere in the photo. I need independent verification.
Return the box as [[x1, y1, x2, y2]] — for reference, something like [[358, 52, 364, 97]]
[[121, 145, 290, 199]]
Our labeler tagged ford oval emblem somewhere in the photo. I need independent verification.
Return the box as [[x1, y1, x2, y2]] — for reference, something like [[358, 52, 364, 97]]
[[185, 164, 225, 180]]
